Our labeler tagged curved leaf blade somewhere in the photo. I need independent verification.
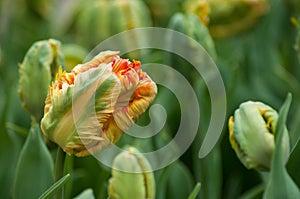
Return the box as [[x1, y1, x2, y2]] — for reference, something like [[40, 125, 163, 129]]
[[263, 94, 300, 199], [13, 123, 54, 199], [38, 174, 71, 199]]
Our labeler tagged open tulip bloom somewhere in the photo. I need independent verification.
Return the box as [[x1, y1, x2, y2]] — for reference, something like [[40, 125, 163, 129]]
[[41, 51, 157, 156]]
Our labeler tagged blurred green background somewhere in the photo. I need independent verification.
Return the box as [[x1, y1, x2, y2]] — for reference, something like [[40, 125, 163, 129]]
[[0, 0, 300, 198]]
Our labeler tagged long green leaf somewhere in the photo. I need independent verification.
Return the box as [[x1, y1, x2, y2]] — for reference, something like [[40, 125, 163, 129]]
[[156, 161, 194, 199], [263, 94, 300, 199], [187, 183, 201, 199], [193, 78, 222, 199], [0, 87, 20, 199], [38, 174, 71, 199], [165, 161, 194, 199], [13, 122, 54, 199]]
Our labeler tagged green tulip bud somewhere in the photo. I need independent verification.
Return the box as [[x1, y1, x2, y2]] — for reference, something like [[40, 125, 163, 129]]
[[229, 101, 290, 171], [183, 0, 210, 25], [76, 0, 152, 49], [208, 0, 269, 38], [61, 44, 88, 71], [18, 39, 65, 120], [108, 147, 155, 199]]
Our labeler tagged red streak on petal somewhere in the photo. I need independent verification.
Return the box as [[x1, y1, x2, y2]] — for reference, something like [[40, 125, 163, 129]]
[[112, 58, 141, 75]]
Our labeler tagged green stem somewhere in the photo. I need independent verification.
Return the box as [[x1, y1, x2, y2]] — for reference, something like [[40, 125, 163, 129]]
[[259, 172, 270, 184], [63, 154, 74, 199], [5, 122, 28, 137], [55, 147, 65, 199]]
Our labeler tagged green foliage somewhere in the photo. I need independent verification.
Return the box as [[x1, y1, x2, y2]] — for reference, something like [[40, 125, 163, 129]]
[[263, 94, 300, 198], [13, 123, 54, 199], [76, 0, 152, 49], [188, 183, 201, 199], [73, 189, 95, 199], [156, 161, 195, 199], [1, 0, 300, 198], [0, 87, 20, 199], [38, 174, 71, 199]]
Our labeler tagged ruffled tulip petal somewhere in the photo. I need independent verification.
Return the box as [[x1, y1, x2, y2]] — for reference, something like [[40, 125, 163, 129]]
[[111, 58, 157, 133], [41, 51, 157, 156], [71, 64, 121, 156]]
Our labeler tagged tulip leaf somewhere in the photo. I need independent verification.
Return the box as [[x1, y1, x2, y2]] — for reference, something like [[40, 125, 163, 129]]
[[6, 122, 28, 137], [0, 89, 19, 199], [238, 184, 264, 199], [0, 122, 16, 199], [156, 161, 194, 199], [71, 156, 110, 199], [166, 161, 194, 199], [13, 123, 54, 199], [263, 93, 300, 199], [187, 182, 201, 199], [289, 104, 300, 151], [38, 173, 71, 199], [73, 189, 95, 199]]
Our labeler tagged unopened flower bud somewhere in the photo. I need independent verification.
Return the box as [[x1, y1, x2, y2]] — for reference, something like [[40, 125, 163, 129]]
[[18, 39, 65, 120], [40, 51, 157, 156], [229, 101, 290, 171], [183, 0, 210, 25], [61, 44, 88, 71], [108, 147, 155, 199], [208, 0, 269, 38]]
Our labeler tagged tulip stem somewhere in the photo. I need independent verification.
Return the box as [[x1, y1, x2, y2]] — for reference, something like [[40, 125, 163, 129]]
[[259, 172, 269, 184], [55, 147, 65, 199], [63, 154, 73, 199]]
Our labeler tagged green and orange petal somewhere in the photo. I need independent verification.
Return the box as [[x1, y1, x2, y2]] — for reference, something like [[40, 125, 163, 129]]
[[41, 51, 157, 156]]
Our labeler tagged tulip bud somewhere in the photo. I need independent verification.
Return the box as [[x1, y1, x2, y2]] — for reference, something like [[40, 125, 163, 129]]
[[40, 51, 157, 156], [208, 0, 269, 38], [108, 147, 155, 199], [76, 0, 152, 49], [61, 44, 88, 71], [18, 39, 65, 120], [229, 101, 290, 171], [183, 0, 210, 25]]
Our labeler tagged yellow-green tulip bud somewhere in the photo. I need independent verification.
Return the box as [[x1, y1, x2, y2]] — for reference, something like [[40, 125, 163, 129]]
[[229, 101, 290, 171], [208, 0, 269, 38], [108, 147, 155, 199], [183, 0, 210, 25], [61, 44, 88, 71], [18, 39, 65, 120], [40, 51, 157, 156]]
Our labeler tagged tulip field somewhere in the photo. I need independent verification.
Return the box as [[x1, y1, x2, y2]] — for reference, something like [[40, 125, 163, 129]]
[[1, 0, 300, 198]]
